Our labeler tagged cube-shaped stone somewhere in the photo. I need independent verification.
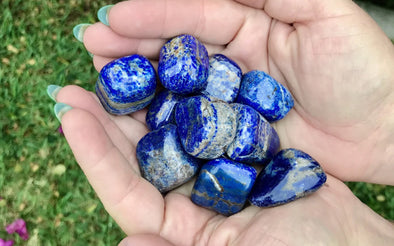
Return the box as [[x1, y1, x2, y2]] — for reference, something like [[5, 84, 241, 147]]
[[175, 96, 237, 159], [226, 103, 280, 165], [236, 70, 294, 121], [191, 158, 257, 216], [158, 34, 209, 95], [136, 124, 201, 193], [201, 54, 242, 103], [95, 54, 156, 115]]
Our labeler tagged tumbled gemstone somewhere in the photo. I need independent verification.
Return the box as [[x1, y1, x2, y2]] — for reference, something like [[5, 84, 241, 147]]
[[158, 34, 209, 95], [146, 90, 185, 131], [226, 103, 280, 165], [136, 124, 201, 193], [248, 148, 327, 207], [175, 96, 237, 159], [191, 158, 257, 216], [201, 54, 242, 103], [95, 54, 156, 115], [236, 70, 294, 121]]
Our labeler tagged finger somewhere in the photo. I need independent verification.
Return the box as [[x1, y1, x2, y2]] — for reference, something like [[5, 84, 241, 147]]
[[85, 24, 225, 66], [107, 0, 248, 44], [84, 23, 166, 59], [92, 55, 116, 72], [61, 108, 164, 235], [57, 85, 147, 151]]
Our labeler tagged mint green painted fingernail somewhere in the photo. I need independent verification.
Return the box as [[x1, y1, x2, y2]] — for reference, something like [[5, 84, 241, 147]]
[[73, 23, 91, 42], [47, 85, 62, 102], [97, 5, 114, 26], [54, 103, 72, 122]]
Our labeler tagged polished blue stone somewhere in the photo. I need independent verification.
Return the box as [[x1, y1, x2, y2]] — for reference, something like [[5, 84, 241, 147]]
[[175, 96, 237, 159], [248, 148, 327, 207], [236, 70, 294, 122], [158, 34, 209, 95], [95, 54, 156, 115], [136, 124, 201, 193], [201, 54, 242, 103], [226, 103, 280, 165], [191, 158, 257, 216], [146, 90, 185, 131]]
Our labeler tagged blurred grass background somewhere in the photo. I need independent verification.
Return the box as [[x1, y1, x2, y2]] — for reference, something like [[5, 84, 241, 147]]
[[0, 0, 393, 245]]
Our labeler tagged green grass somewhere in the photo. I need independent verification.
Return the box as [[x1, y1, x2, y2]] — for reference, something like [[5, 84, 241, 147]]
[[0, 0, 393, 245]]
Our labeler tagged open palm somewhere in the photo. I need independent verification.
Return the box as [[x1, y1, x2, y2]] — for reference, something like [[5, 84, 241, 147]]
[[56, 0, 394, 245]]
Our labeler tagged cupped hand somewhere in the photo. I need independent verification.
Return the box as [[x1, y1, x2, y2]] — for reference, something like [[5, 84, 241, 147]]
[[56, 0, 394, 244], [56, 86, 393, 245], [81, 0, 394, 184]]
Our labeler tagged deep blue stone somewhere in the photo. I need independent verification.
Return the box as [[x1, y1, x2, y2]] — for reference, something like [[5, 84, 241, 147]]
[[226, 103, 280, 165], [236, 70, 294, 122], [158, 34, 209, 95], [136, 124, 201, 193], [146, 90, 185, 131], [95, 54, 156, 115], [191, 158, 257, 216], [175, 96, 237, 159], [201, 54, 242, 103], [248, 148, 327, 207]]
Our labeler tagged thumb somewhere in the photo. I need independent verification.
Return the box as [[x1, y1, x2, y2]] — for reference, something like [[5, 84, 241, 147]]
[[118, 234, 176, 246], [236, 0, 360, 23]]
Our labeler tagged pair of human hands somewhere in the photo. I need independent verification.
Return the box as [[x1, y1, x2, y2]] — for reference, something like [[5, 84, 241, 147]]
[[55, 0, 394, 245]]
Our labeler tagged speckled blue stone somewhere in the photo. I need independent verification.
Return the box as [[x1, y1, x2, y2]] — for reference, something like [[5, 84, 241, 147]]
[[146, 90, 185, 131], [226, 103, 280, 165], [191, 158, 257, 216], [248, 148, 327, 207], [175, 96, 237, 159], [201, 54, 242, 103], [236, 70, 294, 122], [158, 34, 209, 95], [136, 124, 201, 193], [96, 54, 156, 115]]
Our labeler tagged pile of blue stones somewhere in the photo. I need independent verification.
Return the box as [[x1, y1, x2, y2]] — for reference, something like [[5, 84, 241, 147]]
[[95, 34, 327, 216]]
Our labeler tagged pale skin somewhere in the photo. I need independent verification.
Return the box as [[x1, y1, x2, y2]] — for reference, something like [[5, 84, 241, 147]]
[[54, 0, 394, 245]]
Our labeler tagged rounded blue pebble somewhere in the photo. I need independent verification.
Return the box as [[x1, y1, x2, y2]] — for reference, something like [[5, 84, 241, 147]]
[[201, 54, 242, 103], [226, 103, 280, 165], [136, 124, 201, 193], [96, 54, 156, 115], [236, 70, 294, 122], [175, 96, 237, 159], [158, 34, 209, 95], [191, 158, 257, 216], [146, 90, 185, 131], [248, 148, 327, 207]]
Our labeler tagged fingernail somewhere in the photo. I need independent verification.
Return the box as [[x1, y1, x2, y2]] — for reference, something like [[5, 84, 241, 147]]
[[47, 85, 62, 102], [54, 103, 72, 123], [97, 5, 114, 26], [73, 23, 91, 42]]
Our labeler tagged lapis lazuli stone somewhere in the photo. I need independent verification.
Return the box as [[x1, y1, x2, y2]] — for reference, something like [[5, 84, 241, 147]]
[[201, 54, 242, 103], [236, 70, 294, 122], [191, 158, 257, 216], [136, 124, 201, 193], [226, 103, 280, 165], [158, 34, 209, 95], [248, 148, 327, 207], [95, 54, 156, 115], [175, 96, 237, 159], [145, 90, 185, 131]]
